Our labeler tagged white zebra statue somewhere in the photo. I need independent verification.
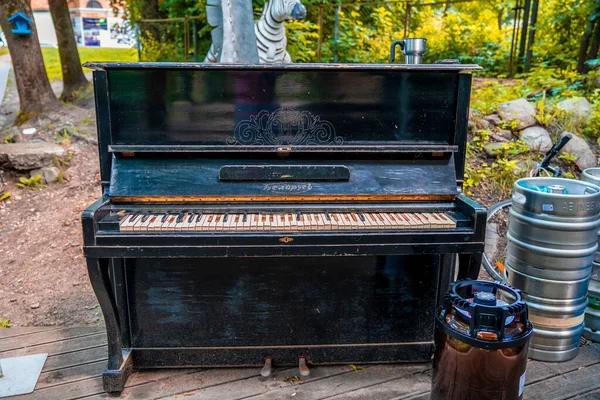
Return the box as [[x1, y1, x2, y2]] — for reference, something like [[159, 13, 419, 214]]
[[205, 0, 307, 64]]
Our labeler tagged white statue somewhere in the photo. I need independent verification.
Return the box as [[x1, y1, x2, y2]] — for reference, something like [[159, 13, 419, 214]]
[[205, 0, 306, 64]]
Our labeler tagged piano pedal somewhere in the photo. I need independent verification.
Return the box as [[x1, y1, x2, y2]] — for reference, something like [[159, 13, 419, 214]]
[[298, 356, 310, 377], [261, 356, 273, 377]]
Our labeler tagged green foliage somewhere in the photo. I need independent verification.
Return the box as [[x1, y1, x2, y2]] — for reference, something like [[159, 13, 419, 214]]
[[16, 175, 43, 191], [286, 20, 320, 62], [3, 134, 14, 143], [499, 120, 520, 131], [471, 129, 490, 151], [0, 319, 11, 328], [558, 151, 578, 164], [463, 139, 530, 196], [471, 80, 527, 115], [0, 192, 10, 202]]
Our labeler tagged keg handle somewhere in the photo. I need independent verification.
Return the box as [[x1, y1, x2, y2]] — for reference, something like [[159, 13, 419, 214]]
[[536, 134, 572, 177]]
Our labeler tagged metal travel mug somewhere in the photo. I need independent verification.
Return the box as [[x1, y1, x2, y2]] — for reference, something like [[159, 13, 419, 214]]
[[390, 38, 427, 64]]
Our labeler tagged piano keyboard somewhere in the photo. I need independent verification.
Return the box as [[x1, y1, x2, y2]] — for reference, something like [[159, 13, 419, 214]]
[[118, 212, 456, 232]]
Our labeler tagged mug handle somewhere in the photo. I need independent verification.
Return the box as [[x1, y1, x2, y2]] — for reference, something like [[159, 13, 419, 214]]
[[390, 40, 405, 63]]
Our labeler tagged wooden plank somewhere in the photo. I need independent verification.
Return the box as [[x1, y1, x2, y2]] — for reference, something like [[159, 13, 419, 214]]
[[86, 368, 263, 399], [0, 332, 106, 359], [0, 326, 59, 339], [569, 388, 600, 399], [0, 327, 104, 352], [37, 360, 106, 390], [151, 365, 355, 400], [525, 362, 600, 400], [26, 376, 104, 400], [316, 370, 431, 400], [219, 364, 430, 400], [44, 346, 107, 371], [526, 344, 600, 385]]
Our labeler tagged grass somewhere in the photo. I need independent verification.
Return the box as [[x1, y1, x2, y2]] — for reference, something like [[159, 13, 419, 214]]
[[42, 47, 138, 82], [0, 47, 8, 57]]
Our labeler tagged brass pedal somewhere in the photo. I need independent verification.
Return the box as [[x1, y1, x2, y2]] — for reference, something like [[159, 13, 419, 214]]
[[261, 356, 273, 377], [298, 356, 310, 377]]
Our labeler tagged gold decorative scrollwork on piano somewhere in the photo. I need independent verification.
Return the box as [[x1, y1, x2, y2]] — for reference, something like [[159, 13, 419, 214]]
[[228, 107, 344, 146]]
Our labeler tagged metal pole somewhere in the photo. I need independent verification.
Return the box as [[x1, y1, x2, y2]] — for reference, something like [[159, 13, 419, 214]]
[[317, 6, 323, 62], [333, 3, 340, 63], [135, 23, 141, 61], [404, 2, 411, 38]]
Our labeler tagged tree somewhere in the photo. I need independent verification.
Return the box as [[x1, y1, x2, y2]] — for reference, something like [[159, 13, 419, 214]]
[[49, 0, 89, 101], [0, 0, 61, 123], [577, 0, 600, 73]]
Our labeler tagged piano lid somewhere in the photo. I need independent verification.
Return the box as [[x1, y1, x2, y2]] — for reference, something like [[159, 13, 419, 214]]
[[89, 63, 478, 191], [108, 156, 458, 203]]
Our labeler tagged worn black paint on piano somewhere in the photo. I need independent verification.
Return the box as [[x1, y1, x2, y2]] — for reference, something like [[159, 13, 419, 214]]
[[81, 62, 486, 394]]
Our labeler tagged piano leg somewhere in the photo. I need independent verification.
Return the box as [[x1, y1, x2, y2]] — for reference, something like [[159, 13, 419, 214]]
[[457, 253, 482, 280], [87, 257, 132, 393]]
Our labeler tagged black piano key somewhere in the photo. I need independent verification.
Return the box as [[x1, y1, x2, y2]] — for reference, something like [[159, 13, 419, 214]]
[[161, 214, 168, 223], [297, 211, 302, 220], [188, 214, 196, 224], [176, 211, 187, 223], [141, 213, 150, 223], [324, 213, 331, 222], [243, 213, 247, 223], [358, 213, 365, 222], [223, 213, 229, 223]]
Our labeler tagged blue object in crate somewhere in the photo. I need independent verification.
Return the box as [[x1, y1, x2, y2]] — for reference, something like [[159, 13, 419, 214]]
[[8, 12, 33, 36]]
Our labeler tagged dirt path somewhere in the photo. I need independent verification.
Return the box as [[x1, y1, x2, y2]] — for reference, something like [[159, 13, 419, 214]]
[[0, 54, 101, 326]]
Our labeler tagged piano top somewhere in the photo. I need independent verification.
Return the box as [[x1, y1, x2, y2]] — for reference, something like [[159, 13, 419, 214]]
[[83, 62, 483, 72], [88, 62, 479, 198]]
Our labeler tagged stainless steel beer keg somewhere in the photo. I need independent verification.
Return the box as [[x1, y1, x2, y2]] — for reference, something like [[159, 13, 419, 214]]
[[506, 177, 600, 361], [432, 280, 532, 400], [581, 168, 600, 342]]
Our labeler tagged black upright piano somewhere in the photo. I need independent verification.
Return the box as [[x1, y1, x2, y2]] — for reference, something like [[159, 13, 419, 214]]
[[82, 62, 486, 393]]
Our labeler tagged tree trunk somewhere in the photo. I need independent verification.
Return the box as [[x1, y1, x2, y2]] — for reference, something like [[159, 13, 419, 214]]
[[578, 0, 600, 73], [517, 0, 531, 73], [587, 13, 600, 63], [49, 0, 88, 101], [0, 0, 60, 124], [523, 0, 539, 73]]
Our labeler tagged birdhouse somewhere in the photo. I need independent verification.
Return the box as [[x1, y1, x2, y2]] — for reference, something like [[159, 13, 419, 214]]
[[8, 12, 33, 36]]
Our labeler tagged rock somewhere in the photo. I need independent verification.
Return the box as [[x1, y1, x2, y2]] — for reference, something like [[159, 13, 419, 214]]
[[468, 120, 476, 131], [560, 132, 597, 170], [497, 129, 514, 140], [0, 143, 65, 170], [489, 132, 509, 143], [484, 142, 505, 157], [484, 114, 502, 126], [498, 99, 537, 130], [29, 166, 60, 184], [556, 97, 592, 120], [520, 126, 552, 153], [31, 303, 40, 309]]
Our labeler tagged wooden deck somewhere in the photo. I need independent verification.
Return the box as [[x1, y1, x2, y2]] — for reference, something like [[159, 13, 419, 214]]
[[3, 326, 600, 400]]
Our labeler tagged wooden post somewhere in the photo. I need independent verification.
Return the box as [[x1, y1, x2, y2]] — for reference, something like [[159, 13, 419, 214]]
[[317, 6, 323, 62]]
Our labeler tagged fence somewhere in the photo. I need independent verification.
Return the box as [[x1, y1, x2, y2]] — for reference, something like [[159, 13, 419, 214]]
[[136, 0, 532, 75]]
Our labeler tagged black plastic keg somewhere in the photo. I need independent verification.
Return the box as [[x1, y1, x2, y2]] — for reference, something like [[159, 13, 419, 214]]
[[431, 280, 533, 400]]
